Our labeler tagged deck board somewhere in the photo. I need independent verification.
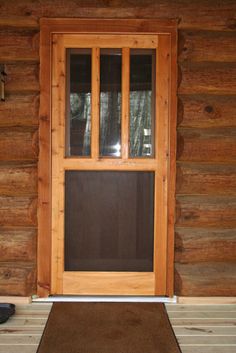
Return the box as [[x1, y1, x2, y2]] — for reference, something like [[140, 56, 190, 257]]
[[0, 302, 235, 353]]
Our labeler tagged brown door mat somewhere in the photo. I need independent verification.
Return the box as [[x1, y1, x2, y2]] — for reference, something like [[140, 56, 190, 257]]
[[37, 302, 181, 353]]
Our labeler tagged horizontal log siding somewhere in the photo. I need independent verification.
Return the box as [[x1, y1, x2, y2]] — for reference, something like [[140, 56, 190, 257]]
[[176, 4, 236, 296], [0, 18, 39, 296], [0, 94, 39, 127], [0, 0, 236, 296]]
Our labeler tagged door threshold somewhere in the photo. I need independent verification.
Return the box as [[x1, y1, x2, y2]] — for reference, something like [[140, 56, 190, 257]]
[[32, 295, 177, 303]]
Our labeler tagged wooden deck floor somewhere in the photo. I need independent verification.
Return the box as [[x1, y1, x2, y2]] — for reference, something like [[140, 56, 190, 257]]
[[0, 303, 236, 353]]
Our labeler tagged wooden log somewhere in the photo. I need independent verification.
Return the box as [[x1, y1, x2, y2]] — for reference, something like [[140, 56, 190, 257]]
[[178, 95, 236, 128], [0, 16, 38, 29], [0, 228, 36, 262], [177, 128, 236, 163], [178, 63, 236, 95], [176, 195, 236, 228], [0, 196, 37, 227], [5, 63, 39, 94], [176, 163, 236, 195], [175, 262, 236, 296], [0, 1, 236, 31], [179, 31, 236, 62], [0, 129, 38, 161], [175, 228, 236, 263], [0, 262, 36, 296], [0, 93, 39, 127], [0, 164, 37, 196], [0, 29, 39, 62]]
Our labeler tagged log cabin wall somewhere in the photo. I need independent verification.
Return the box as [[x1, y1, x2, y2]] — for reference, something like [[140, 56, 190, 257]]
[[0, 0, 236, 297]]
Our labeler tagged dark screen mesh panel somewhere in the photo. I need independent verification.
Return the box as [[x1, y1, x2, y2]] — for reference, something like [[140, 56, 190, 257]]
[[65, 171, 154, 272]]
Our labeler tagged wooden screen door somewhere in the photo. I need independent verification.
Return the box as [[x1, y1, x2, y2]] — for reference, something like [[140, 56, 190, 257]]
[[50, 27, 175, 296]]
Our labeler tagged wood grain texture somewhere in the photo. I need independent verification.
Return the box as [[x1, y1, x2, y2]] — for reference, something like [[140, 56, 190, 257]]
[[175, 262, 236, 296], [5, 63, 39, 93], [177, 128, 236, 163], [0, 1, 235, 298], [63, 272, 155, 295], [63, 34, 158, 48], [0, 262, 36, 296], [0, 93, 39, 127], [121, 47, 129, 159], [0, 196, 37, 227], [176, 163, 236, 195], [51, 33, 65, 294], [0, 1, 236, 31], [0, 29, 39, 62], [179, 30, 236, 62], [0, 228, 37, 262], [176, 196, 236, 228], [0, 164, 37, 196], [0, 129, 38, 161], [154, 34, 171, 295], [0, 16, 39, 29], [37, 22, 51, 296], [91, 47, 100, 160], [178, 95, 236, 128], [179, 63, 236, 95], [167, 27, 178, 297], [175, 228, 236, 263]]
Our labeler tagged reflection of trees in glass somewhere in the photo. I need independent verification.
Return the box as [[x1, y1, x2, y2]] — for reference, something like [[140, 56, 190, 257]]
[[70, 92, 91, 155], [100, 92, 121, 156], [130, 90, 152, 157], [69, 90, 152, 158]]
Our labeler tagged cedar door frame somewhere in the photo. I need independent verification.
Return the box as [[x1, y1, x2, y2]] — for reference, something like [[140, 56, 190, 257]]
[[38, 18, 177, 297]]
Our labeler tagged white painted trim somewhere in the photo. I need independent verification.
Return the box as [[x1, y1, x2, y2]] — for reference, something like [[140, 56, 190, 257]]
[[32, 295, 177, 303]]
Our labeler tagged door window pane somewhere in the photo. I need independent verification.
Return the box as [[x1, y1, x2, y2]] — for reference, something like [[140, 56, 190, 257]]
[[129, 49, 155, 158], [66, 49, 91, 156], [65, 171, 154, 272], [100, 49, 121, 157]]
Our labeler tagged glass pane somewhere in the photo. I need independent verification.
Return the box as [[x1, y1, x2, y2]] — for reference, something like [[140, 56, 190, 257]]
[[100, 49, 121, 157], [66, 49, 91, 156], [65, 171, 154, 272], [129, 49, 155, 158]]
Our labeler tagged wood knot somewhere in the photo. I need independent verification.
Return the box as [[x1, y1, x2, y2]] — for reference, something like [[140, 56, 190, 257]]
[[204, 105, 214, 114], [25, 10, 32, 16], [4, 270, 11, 279]]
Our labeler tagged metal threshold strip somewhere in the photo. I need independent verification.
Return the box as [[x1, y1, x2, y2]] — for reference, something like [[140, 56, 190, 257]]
[[32, 296, 177, 303]]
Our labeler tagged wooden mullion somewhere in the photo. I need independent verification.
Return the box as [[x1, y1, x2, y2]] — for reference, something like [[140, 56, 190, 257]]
[[91, 47, 100, 159], [121, 48, 130, 159]]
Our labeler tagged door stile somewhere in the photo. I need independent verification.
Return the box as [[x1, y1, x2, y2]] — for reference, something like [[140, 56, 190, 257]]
[[51, 34, 66, 294], [154, 35, 171, 295], [121, 48, 130, 159]]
